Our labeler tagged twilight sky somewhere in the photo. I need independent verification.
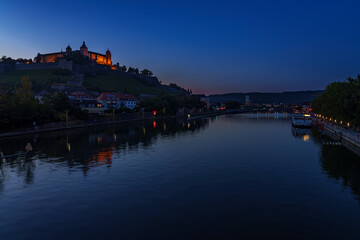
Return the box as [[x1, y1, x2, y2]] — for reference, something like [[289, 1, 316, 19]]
[[1, 0, 360, 94]]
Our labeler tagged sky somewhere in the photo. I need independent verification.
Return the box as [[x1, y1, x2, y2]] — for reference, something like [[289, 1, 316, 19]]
[[1, 0, 360, 94]]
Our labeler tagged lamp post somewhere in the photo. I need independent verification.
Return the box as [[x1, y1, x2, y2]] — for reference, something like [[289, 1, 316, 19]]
[[112, 109, 115, 122], [65, 109, 70, 128]]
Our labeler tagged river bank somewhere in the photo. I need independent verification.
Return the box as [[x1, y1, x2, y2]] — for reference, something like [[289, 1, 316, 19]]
[[314, 118, 360, 155]]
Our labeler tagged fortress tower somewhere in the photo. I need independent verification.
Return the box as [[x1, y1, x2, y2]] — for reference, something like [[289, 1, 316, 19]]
[[80, 41, 88, 56], [106, 49, 111, 65], [66, 45, 72, 54]]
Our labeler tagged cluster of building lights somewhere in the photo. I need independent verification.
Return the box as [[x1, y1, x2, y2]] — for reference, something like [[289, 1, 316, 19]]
[[313, 114, 350, 127]]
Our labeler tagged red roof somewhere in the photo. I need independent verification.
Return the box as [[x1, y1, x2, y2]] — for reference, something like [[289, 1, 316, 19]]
[[97, 92, 139, 101]]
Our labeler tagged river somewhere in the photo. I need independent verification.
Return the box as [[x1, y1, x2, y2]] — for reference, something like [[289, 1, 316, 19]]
[[0, 113, 360, 239]]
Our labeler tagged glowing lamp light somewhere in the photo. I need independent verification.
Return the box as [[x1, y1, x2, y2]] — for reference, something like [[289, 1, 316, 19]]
[[303, 134, 310, 142], [348, 123, 350, 127], [153, 110, 157, 116], [153, 121, 157, 128]]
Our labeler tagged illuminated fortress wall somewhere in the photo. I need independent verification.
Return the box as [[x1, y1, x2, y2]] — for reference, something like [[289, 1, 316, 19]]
[[38, 42, 112, 66]]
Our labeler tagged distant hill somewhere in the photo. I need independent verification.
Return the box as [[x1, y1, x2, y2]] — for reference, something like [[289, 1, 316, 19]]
[[210, 90, 323, 104], [0, 68, 175, 95]]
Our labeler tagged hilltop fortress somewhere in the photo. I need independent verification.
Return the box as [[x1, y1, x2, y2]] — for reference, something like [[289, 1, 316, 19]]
[[37, 41, 112, 66]]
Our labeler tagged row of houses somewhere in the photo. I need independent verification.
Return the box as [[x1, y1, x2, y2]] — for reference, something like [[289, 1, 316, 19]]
[[36, 91, 140, 114], [70, 92, 140, 114]]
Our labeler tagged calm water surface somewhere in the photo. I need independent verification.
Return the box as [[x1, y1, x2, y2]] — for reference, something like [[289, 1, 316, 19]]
[[1, 113, 360, 239]]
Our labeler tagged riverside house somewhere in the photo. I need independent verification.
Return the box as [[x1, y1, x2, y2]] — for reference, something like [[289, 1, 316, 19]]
[[69, 92, 104, 114], [96, 92, 139, 110]]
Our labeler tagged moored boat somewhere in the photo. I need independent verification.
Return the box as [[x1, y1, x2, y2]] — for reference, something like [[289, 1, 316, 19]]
[[292, 114, 312, 127]]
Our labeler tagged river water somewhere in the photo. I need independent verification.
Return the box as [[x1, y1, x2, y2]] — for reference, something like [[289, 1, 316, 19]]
[[0, 113, 360, 239]]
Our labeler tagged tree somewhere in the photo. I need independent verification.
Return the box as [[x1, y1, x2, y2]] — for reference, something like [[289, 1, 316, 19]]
[[141, 93, 205, 115], [225, 100, 240, 109], [50, 92, 73, 113], [141, 69, 153, 76], [128, 67, 135, 73], [312, 74, 360, 126]]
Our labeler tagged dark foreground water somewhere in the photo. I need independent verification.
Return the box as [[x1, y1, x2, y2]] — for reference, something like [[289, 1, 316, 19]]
[[1, 113, 360, 240]]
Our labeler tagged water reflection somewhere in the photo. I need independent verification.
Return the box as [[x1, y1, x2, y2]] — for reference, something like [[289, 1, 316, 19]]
[[289, 126, 360, 202], [291, 126, 312, 142], [0, 118, 209, 190], [1, 114, 360, 239], [311, 129, 360, 202]]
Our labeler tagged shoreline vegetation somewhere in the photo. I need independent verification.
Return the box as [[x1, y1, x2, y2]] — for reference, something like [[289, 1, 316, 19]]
[[312, 74, 360, 129], [0, 75, 215, 138]]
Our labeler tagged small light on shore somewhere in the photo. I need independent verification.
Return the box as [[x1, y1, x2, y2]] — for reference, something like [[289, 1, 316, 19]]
[[348, 123, 350, 127]]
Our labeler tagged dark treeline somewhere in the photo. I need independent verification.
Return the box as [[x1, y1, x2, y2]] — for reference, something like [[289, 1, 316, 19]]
[[1, 56, 33, 64], [141, 93, 206, 115], [0, 77, 88, 129], [312, 75, 360, 126]]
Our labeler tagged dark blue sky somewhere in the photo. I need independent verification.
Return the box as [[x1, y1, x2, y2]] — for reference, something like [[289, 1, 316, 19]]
[[1, 0, 360, 94]]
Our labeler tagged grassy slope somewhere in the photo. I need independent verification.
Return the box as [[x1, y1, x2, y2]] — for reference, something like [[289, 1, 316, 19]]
[[82, 74, 165, 95], [0, 69, 166, 95], [0, 69, 68, 89]]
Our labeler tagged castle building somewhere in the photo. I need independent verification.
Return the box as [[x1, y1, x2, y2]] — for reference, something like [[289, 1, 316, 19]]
[[37, 41, 112, 66]]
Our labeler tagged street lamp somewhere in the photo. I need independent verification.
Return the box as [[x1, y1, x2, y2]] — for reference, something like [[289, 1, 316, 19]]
[[65, 109, 70, 128]]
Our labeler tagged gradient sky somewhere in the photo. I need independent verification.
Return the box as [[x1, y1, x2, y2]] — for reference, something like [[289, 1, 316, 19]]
[[1, 0, 360, 94]]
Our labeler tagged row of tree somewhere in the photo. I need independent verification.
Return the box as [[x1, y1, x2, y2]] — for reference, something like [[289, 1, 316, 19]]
[[1, 56, 33, 64], [0, 77, 88, 129], [121, 66, 153, 76], [141, 93, 206, 115], [312, 75, 360, 126]]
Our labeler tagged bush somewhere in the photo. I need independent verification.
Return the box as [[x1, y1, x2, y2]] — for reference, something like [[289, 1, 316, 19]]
[[53, 68, 71, 76]]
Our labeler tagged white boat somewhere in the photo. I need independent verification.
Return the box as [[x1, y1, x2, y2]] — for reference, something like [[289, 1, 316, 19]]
[[292, 114, 312, 127]]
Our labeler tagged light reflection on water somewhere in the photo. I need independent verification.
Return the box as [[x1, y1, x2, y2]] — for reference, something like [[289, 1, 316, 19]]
[[0, 114, 360, 240]]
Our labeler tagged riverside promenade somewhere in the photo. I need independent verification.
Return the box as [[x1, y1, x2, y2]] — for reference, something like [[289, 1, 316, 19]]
[[317, 119, 360, 149]]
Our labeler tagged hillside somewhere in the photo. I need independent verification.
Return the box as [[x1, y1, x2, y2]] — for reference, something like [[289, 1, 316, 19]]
[[84, 74, 167, 95], [0, 69, 171, 95], [0, 69, 68, 90], [210, 90, 323, 104]]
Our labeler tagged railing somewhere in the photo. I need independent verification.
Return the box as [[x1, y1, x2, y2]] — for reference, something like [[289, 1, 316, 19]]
[[321, 121, 360, 147]]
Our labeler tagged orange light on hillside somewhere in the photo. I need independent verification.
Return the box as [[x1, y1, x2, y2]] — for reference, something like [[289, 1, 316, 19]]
[[153, 121, 157, 128]]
